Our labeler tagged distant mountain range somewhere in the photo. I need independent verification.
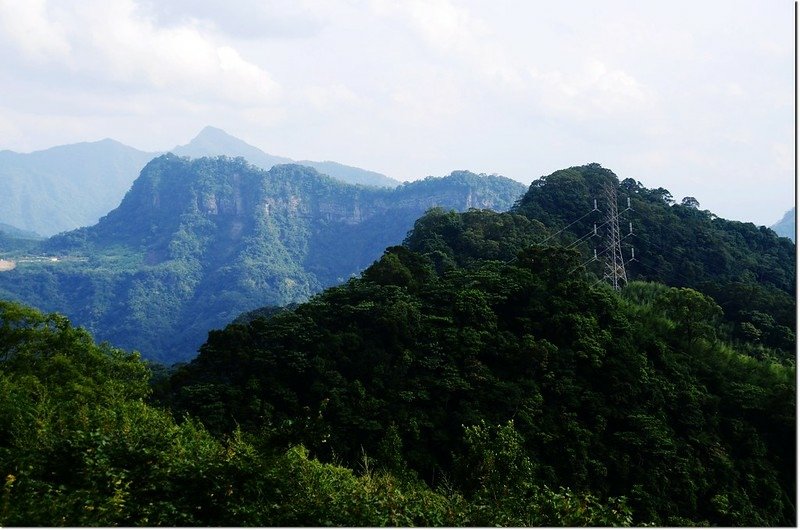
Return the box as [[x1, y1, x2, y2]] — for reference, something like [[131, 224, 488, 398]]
[[173, 126, 399, 188], [770, 207, 795, 241], [0, 127, 399, 236], [0, 155, 524, 362], [0, 140, 156, 236], [0, 222, 41, 240]]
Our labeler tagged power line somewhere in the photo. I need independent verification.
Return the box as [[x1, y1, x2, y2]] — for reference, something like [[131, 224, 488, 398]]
[[537, 206, 598, 245]]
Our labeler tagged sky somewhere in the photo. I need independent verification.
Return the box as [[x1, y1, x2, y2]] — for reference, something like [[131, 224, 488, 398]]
[[0, 0, 794, 226]]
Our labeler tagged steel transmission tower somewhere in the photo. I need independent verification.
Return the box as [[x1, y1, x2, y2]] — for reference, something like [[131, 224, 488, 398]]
[[601, 181, 628, 290]]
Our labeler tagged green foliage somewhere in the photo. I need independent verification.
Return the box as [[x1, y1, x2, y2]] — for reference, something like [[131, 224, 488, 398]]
[[457, 421, 633, 526], [0, 157, 523, 363], [653, 287, 723, 346], [169, 238, 795, 525], [509, 164, 795, 361], [0, 300, 637, 526]]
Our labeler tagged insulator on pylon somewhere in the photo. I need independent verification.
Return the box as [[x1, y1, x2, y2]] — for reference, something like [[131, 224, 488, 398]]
[[593, 199, 597, 211], [631, 247, 635, 259], [594, 248, 597, 259], [627, 197, 631, 208], [593, 223, 597, 236], [629, 222, 633, 235]]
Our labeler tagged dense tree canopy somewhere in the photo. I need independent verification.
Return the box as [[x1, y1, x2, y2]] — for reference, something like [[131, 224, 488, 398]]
[[521, 165, 794, 347], [0, 300, 636, 526], [168, 242, 795, 526]]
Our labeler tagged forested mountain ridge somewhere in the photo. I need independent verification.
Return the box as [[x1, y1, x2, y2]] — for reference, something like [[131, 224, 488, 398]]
[[506, 163, 795, 359], [0, 299, 639, 526], [0, 127, 397, 238], [0, 155, 524, 362], [161, 164, 794, 525], [0, 222, 41, 240]]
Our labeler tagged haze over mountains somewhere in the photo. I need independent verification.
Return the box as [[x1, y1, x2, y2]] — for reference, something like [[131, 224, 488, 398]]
[[0, 127, 399, 236], [0, 139, 155, 237], [770, 207, 795, 242], [173, 126, 399, 188]]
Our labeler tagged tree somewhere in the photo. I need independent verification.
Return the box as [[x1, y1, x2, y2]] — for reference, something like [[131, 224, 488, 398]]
[[654, 287, 723, 346], [681, 197, 700, 209]]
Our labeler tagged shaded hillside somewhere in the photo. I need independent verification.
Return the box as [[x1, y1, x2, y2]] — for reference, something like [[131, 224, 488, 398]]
[[168, 243, 795, 526], [0, 299, 635, 527], [0, 140, 156, 236], [0, 155, 524, 362], [173, 126, 399, 188]]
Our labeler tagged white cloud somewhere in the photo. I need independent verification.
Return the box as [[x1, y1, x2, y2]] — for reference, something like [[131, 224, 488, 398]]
[[0, 0, 791, 225], [527, 60, 651, 120], [0, 0, 280, 105], [397, 0, 489, 51], [725, 83, 745, 98], [0, 111, 23, 146], [0, 0, 71, 61], [82, 1, 281, 104], [369, 0, 521, 87], [771, 142, 792, 174], [141, 0, 324, 40]]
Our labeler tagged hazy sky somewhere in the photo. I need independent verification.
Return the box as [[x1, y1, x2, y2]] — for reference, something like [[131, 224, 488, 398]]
[[0, 0, 794, 226]]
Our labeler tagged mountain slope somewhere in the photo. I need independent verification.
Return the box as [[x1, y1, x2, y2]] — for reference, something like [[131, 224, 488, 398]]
[[0, 155, 524, 362], [173, 126, 399, 188], [0, 222, 41, 240], [171, 126, 292, 169], [506, 163, 795, 354], [0, 298, 636, 527], [0, 140, 157, 236], [168, 243, 795, 526], [0, 127, 398, 238], [770, 206, 795, 241]]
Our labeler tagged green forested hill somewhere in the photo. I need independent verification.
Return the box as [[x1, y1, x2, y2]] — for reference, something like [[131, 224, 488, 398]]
[[0, 155, 524, 362], [0, 300, 636, 526], [167, 245, 795, 526], [508, 164, 795, 359], [0, 128, 397, 239], [163, 164, 795, 525]]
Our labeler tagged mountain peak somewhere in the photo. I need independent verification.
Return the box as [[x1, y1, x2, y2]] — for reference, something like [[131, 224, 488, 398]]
[[174, 126, 264, 155], [194, 125, 236, 141], [175, 127, 398, 188]]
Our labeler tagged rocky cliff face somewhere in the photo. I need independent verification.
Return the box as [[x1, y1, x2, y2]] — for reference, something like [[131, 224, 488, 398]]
[[5, 155, 525, 363]]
